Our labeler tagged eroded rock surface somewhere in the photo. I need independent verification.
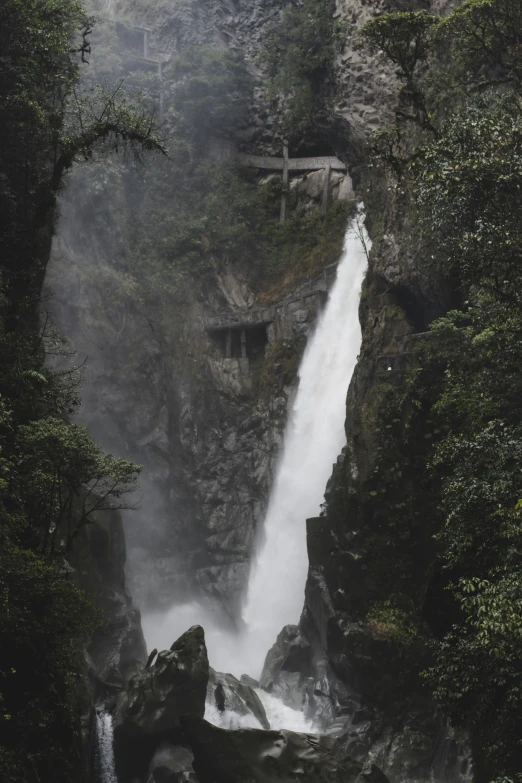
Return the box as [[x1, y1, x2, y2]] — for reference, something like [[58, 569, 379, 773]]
[[113, 626, 208, 782], [146, 743, 199, 783], [207, 668, 270, 729], [181, 714, 364, 783]]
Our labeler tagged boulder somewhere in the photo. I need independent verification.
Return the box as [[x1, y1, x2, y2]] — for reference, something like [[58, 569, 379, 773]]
[[113, 626, 209, 782], [146, 743, 199, 783], [206, 668, 270, 729], [240, 674, 260, 689], [181, 715, 363, 783], [260, 625, 311, 712]]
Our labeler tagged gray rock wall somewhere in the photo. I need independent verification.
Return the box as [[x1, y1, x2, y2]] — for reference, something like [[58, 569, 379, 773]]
[[48, 0, 356, 623]]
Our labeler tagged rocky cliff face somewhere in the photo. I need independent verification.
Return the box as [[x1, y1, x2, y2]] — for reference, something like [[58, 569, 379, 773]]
[[48, 0, 357, 622]]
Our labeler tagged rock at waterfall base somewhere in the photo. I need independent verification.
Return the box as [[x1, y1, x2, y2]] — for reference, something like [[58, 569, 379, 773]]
[[181, 714, 364, 783], [113, 626, 208, 782], [207, 668, 270, 729]]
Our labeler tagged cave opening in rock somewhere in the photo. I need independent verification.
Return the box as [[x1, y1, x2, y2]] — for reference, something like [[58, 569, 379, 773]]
[[295, 141, 337, 158], [209, 323, 269, 360]]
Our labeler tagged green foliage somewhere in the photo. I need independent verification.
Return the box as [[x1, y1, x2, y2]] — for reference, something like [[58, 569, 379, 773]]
[[0, 1, 155, 778], [360, 11, 439, 133], [0, 0, 87, 283], [440, 0, 522, 89], [0, 544, 99, 782], [425, 569, 522, 777], [260, 0, 337, 139], [259, 201, 353, 297], [17, 417, 139, 554], [0, 0, 164, 322], [360, 11, 439, 80], [410, 271, 522, 782], [167, 46, 254, 146], [125, 150, 352, 300], [360, 2, 522, 776], [414, 95, 522, 287], [367, 598, 419, 648]]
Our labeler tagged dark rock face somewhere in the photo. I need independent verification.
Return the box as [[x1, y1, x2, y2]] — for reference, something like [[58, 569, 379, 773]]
[[71, 504, 147, 686], [146, 743, 199, 783], [260, 625, 312, 712], [181, 715, 364, 783], [113, 626, 209, 782], [115, 625, 208, 733], [69, 503, 147, 778], [207, 668, 270, 729]]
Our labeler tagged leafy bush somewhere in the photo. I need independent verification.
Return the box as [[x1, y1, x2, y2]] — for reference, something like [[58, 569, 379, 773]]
[[167, 46, 254, 146], [0, 1, 158, 777], [0, 544, 99, 782], [360, 2, 522, 777], [260, 0, 338, 139]]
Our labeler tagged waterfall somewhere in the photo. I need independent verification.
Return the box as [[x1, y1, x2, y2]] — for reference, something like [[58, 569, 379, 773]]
[[141, 212, 369, 682], [95, 710, 118, 783], [240, 211, 368, 676]]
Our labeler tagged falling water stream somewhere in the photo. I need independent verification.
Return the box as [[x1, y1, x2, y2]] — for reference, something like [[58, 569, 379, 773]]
[[241, 215, 368, 674], [95, 710, 118, 783], [143, 213, 369, 700]]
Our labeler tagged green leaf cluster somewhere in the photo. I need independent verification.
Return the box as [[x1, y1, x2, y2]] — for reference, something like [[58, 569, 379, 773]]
[[0, 1, 159, 778], [360, 2, 522, 778], [259, 0, 339, 140], [167, 46, 254, 147]]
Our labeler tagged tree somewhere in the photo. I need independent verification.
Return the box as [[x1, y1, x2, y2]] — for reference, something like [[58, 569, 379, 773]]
[[0, 2, 159, 779], [441, 0, 522, 90], [360, 3, 522, 779], [360, 12, 440, 133], [260, 0, 339, 139], [16, 417, 140, 554]]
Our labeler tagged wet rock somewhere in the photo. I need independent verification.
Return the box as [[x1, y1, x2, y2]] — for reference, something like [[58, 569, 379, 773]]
[[207, 668, 270, 729], [260, 625, 312, 712], [146, 743, 199, 783], [115, 626, 208, 734], [181, 715, 363, 783], [113, 626, 209, 782], [355, 765, 392, 783], [240, 674, 260, 689], [70, 503, 147, 685]]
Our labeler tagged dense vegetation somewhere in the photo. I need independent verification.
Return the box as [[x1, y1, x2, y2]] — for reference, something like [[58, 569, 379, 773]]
[[83, 35, 354, 304], [260, 0, 344, 141], [0, 1, 162, 779], [360, 2, 522, 780]]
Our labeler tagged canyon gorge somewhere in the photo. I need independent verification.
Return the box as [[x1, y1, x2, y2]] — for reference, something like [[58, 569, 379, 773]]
[[2, 0, 522, 782]]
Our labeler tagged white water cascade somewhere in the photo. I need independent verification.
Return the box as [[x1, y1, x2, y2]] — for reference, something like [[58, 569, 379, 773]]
[[142, 212, 369, 689], [95, 710, 118, 783], [240, 215, 368, 676]]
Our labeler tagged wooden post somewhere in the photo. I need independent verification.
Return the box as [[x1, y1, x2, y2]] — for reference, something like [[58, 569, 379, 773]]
[[240, 329, 247, 359], [321, 164, 331, 213], [225, 329, 232, 358], [158, 62, 164, 121], [280, 141, 289, 224]]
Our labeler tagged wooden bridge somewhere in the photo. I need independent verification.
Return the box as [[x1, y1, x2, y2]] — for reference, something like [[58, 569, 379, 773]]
[[239, 145, 347, 222], [115, 24, 348, 213]]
